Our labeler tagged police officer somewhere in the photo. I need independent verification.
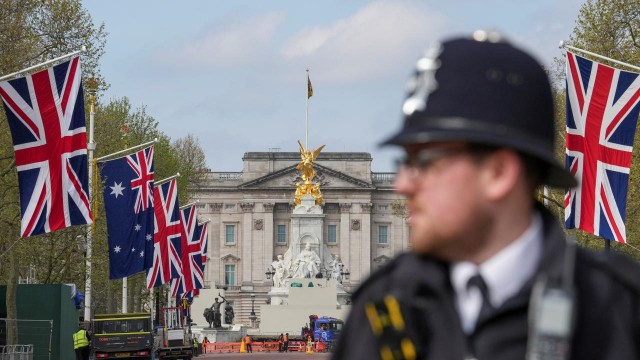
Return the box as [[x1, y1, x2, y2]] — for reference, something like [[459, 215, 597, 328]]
[[333, 31, 640, 360], [73, 323, 90, 360]]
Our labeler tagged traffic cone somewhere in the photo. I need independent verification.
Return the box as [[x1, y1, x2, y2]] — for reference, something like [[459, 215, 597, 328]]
[[240, 338, 247, 353], [306, 339, 314, 355]]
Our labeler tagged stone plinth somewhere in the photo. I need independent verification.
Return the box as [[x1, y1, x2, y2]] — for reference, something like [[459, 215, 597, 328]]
[[260, 278, 351, 337], [196, 325, 245, 343], [190, 288, 231, 328], [290, 195, 326, 262]]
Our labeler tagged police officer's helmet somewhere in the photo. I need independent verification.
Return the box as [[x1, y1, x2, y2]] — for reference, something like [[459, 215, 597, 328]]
[[382, 30, 576, 188]]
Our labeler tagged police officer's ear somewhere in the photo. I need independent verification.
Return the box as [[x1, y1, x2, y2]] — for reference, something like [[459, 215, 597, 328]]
[[479, 148, 527, 202]]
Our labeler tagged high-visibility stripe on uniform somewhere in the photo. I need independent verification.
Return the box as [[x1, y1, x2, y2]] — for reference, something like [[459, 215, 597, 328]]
[[73, 329, 89, 349]]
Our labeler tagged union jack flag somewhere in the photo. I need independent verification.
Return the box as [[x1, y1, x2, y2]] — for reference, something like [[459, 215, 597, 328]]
[[129, 146, 154, 214], [146, 178, 182, 288], [178, 291, 195, 305], [564, 51, 640, 243], [0, 57, 92, 237], [171, 204, 204, 296]]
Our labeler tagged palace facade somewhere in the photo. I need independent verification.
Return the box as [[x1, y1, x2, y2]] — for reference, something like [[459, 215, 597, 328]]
[[192, 151, 409, 326]]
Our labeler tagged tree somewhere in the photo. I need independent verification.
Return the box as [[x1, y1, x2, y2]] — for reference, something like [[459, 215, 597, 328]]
[[173, 134, 207, 191], [0, 0, 106, 343], [0, 0, 210, 329]]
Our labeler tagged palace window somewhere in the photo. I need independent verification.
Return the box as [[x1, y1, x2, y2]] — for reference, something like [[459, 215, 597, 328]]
[[224, 264, 236, 285], [327, 225, 337, 244], [225, 224, 236, 245], [378, 225, 388, 244], [276, 224, 287, 244]]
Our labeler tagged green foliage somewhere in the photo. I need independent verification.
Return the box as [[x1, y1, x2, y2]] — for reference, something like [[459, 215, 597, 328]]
[[0, 0, 107, 342], [89, 96, 208, 312], [0, 0, 209, 319]]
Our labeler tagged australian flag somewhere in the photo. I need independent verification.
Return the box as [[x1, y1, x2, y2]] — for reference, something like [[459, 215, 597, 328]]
[[99, 146, 155, 279]]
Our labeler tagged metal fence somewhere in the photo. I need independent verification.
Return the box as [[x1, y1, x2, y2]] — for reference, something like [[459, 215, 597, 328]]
[[0, 319, 52, 360], [0, 345, 33, 360]]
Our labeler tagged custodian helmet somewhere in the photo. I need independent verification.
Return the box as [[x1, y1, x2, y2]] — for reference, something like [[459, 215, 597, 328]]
[[382, 30, 576, 188]]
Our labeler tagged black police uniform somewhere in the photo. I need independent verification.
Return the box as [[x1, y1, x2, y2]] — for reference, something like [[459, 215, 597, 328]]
[[332, 206, 640, 359], [333, 32, 640, 360]]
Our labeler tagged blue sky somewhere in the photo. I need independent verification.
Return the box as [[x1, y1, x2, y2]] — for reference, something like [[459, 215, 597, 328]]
[[84, 0, 586, 172]]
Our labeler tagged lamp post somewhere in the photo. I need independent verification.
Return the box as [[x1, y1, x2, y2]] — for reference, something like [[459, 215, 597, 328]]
[[265, 267, 275, 284], [249, 293, 257, 328]]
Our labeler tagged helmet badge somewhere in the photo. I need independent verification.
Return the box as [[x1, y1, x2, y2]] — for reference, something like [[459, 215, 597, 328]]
[[402, 43, 443, 117]]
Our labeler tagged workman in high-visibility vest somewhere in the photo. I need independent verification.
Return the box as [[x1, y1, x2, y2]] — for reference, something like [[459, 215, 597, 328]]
[[73, 324, 91, 360], [245, 335, 253, 353]]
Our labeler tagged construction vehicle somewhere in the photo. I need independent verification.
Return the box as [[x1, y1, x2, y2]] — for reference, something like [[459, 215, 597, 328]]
[[90, 312, 154, 359], [154, 306, 193, 359], [309, 315, 344, 343], [312, 316, 343, 342]]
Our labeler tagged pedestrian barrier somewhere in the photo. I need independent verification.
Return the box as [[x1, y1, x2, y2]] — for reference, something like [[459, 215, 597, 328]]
[[203, 342, 241, 353], [0, 345, 34, 360], [203, 341, 321, 353]]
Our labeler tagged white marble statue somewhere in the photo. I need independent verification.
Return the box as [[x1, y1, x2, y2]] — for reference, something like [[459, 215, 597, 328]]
[[291, 243, 321, 278], [329, 255, 344, 284], [271, 254, 288, 288]]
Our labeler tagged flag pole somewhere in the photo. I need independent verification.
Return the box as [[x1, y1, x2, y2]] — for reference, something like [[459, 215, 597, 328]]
[[306, 67, 310, 149], [179, 201, 198, 210], [95, 138, 158, 162], [84, 76, 97, 323], [121, 125, 131, 314], [0, 47, 86, 81], [559, 41, 640, 72], [156, 173, 181, 186]]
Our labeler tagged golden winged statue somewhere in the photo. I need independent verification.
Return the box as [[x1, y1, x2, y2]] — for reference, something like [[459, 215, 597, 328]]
[[295, 140, 325, 206]]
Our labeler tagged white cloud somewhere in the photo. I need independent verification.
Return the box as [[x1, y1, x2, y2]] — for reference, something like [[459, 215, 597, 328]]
[[157, 11, 285, 67], [280, 0, 448, 83]]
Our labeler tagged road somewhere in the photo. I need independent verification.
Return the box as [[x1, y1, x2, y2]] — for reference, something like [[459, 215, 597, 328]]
[[194, 352, 332, 359]]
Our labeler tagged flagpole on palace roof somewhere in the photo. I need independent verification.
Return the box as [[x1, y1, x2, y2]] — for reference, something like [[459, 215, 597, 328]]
[[559, 41, 640, 72], [306, 67, 312, 149], [0, 47, 86, 81]]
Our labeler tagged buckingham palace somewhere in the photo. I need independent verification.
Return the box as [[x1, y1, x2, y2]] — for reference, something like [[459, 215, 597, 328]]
[[191, 150, 409, 325]]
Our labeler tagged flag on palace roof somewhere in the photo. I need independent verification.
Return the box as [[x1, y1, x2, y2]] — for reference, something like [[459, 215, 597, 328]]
[[564, 51, 640, 243], [0, 57, 92, 237]]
